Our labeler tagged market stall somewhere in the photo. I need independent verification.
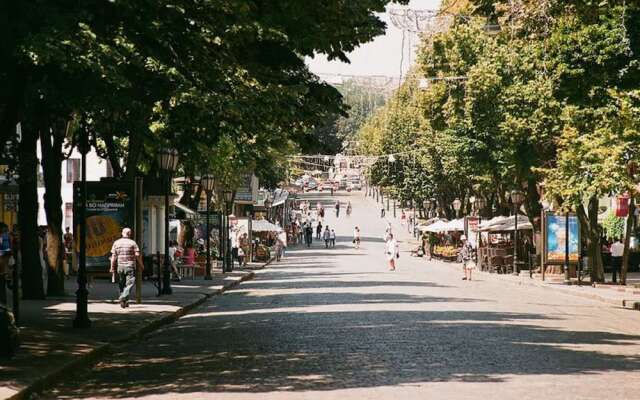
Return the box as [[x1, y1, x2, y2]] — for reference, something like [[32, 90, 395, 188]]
[[477, 215, 534, 273], [419, 218, 465, 261], [250, 219, 282, 262]]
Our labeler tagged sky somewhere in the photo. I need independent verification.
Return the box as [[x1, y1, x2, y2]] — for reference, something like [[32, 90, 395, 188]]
[[306, 0, 442, 78]]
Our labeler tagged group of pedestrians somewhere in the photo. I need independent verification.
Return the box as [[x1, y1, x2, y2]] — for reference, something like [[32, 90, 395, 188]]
[[323, 227, 337, 248]]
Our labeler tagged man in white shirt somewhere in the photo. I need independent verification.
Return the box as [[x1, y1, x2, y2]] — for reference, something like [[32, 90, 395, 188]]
[[610, 238, 625, 284]]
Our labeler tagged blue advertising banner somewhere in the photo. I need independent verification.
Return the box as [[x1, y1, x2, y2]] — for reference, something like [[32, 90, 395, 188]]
[[544, 212, 580, 264]]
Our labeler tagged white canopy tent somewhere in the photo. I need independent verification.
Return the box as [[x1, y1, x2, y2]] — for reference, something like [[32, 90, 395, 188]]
[[479, 215, 532, 232], [251, 219, 282, 232], [421, 218, 464, 233]]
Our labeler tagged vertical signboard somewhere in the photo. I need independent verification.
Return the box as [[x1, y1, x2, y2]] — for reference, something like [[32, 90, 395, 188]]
[[543, 212, 580, 264], [74, 181, 135, 272]]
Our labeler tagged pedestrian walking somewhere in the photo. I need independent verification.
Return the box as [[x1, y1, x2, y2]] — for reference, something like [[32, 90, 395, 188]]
[[278, 229, 288, 258], [110, 228, 144, 308], [305, 224, 313, 247], [460, 235, 475, 281], [323, 226, 331, 248], [400, 210, 406, 227], [335, 201, 341, 218], [0, 223, 11, 304], [63, 226, 73, 277], [385, 233, 399, 271], [610, 238, 624, 283], [353, 226, 361, 249], [330, 229, 336, 247], [319, 206, 325, 219], [168, 240, 182, 281], [346, 201, 352, 217], [383, 222, 393, 241], [316, 221, 323, 240], [380, 204, 386, 218]]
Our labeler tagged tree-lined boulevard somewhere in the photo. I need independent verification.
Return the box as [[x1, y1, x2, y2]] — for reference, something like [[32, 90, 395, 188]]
[[4, 0, 640, 398], [39, 191, 640, 400]]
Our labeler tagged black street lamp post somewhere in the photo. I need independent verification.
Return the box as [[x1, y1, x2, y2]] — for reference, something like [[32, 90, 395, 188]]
[[157, 148, 179, 295], [510, 190, 526, 275], [201, 174, 215, 280], [564, 211, 571, 285], [223, 190, 234, 273], [474, 196, 487, 266], [73, 119, 91, 329]]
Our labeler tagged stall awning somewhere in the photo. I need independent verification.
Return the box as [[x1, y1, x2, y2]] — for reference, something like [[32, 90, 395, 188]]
[[252, 219, 282, 232], [479, 214, 532, 232]]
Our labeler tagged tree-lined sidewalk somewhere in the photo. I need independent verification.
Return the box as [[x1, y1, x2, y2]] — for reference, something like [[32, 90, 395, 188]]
[[0, 265, 267, 400]]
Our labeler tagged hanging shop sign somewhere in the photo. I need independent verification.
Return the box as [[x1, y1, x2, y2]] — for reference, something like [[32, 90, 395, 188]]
[[543, 211, 580, 265], [616, 194, 630, 217], [74, 181, 135, 273]]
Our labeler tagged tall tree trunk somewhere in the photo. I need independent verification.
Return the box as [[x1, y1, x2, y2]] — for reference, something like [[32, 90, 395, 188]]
[[18, 120, 45, 299], [124, 132, 143, 180], [40, 117, 66, 296], [101, 130, 124, 178], [621, 198, 635, 285], [578, 196, 604, 283]]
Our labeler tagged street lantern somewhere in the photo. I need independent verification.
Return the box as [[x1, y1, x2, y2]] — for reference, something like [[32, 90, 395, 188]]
[[510, 190, 525, 275], [201, 174, 215, 280], [222, 189, 234, 273], [452, 198, 462, 217], [157, 147, 179, 295]]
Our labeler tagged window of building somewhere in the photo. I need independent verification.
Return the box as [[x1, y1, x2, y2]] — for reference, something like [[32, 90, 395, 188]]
[[64, 203, 73, 228], [66, 159, 80, 182]]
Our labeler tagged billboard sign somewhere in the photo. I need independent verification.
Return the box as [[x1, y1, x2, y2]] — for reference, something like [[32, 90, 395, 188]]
[[74, 181, 135, 272], [544, 212, 580, 264]]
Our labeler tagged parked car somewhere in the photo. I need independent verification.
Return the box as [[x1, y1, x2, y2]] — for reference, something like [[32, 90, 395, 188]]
[[347, 182, 361, 191]]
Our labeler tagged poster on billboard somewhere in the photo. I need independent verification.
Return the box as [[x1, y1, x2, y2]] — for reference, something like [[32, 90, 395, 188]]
[[74, 181, 135, 273], [543, 212, 580, 264]]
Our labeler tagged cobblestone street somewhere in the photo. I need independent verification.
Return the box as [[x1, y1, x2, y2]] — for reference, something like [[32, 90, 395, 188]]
[[44, 192, 640, 399]]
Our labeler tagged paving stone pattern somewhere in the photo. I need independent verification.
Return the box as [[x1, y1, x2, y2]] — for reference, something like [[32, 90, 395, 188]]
[[43, 191, 640, 400]]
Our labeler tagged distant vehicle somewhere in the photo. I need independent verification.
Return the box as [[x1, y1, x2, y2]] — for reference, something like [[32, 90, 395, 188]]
[[347, 181, 362, 191], [306, 180, 318, 191], [320, 181, 334, 192], [338, 178, 348, 189]]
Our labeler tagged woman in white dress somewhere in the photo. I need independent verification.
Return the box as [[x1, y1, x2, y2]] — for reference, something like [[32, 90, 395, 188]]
[[385, 233, 399, 271], [353, 226, 361, 249]]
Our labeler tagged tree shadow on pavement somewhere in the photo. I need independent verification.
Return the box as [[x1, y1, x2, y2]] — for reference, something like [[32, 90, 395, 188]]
[[43, 308, 640, 399]]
